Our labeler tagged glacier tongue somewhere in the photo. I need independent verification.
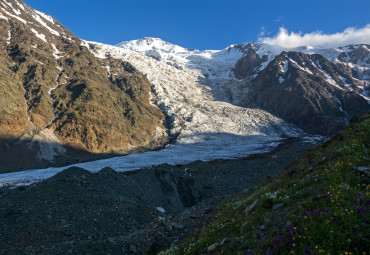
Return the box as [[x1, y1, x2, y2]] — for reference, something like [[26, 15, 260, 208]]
[[86, 41, 302, 141]]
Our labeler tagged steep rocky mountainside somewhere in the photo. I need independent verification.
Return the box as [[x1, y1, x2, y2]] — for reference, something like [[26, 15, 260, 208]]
[[0, 0, 167, 171], [241, 50, 370, 135]]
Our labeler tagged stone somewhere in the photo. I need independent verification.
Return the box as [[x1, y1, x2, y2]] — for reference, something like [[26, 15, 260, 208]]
[[174, 224, 184, 230], [221, 238, 229, 245], [244, 200, 259, 214], [129, 244, 137, 253], [353, 166, 370, 175], [207, 242, 221, 252], [156, 207, 166, 213], [273, 203, 284, 210], [108, 237, 117, 245], [258, 221, 265, 230], [241, 220, 250, 233], [203, 208, 213, 214], [190, 214, 199, 219], [166, 224, 173, 231]]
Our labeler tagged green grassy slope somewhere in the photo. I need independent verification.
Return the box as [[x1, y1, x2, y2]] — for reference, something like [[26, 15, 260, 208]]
[[163, 113, 370, 255]]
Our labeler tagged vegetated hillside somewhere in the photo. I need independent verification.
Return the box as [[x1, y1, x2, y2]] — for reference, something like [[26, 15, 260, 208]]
[[0, 0, 167, 171], [163, 113, 370, 254]]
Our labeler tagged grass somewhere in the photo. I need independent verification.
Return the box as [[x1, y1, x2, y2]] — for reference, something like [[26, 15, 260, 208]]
[[160, 113, 370, 254]]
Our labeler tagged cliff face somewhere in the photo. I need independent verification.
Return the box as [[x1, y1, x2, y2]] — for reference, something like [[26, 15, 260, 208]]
[[0, 0, 167, 169]]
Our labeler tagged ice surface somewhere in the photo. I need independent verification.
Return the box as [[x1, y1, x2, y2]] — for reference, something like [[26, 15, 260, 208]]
[[0, 135, 282, 187]]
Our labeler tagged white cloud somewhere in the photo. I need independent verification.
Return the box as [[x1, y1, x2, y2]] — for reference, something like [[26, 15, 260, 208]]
[[258, 25, 370, 48]]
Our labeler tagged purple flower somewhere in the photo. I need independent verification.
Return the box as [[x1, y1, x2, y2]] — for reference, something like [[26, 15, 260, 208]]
[[357, 206, 365, 214]]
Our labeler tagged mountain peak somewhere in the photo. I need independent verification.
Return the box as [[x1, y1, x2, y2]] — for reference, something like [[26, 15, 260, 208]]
[[116, 37, 189, 54]]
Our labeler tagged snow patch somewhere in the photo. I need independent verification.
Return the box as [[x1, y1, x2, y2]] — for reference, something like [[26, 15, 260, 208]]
[[30, 129, 66, 162], [3, 0, 21, 15], [51, 43, 62, 59], [2, 9, 26, 23], [30, 28, 47, 43], [6, 29, 11, 44], [32, 12, 60, 36], [278, 76, 285, 84], [314, 60, 344, 90], [321, 70, 343, 90], [360, 89, 370, 103], [340, 76, 354, 91], [0, 11, 8, 20], [325, 89, 349, 121], [289, 58, 313, 75], [35, 10, 54, 24], [15, 0, 25, 11]]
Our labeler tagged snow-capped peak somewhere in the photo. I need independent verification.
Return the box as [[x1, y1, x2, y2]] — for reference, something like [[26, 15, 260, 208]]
[[116, 37, 189, 54]]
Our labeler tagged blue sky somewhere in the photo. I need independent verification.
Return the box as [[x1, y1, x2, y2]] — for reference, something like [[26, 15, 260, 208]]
[[23, 0, 370, 50]]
